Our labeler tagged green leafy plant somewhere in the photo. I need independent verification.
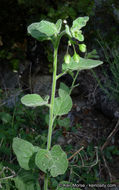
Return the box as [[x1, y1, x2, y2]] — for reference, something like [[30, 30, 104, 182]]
[[12, 17, 102, 190], [98, 40, 119, 102]]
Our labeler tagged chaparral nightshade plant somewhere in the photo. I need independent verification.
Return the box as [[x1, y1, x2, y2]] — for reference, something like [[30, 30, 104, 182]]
[[12, 17, 103, 190]]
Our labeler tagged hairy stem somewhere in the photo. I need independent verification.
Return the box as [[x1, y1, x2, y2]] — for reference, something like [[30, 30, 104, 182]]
[[44, 31, 66, 190], [44, 41, 59, 190], [47, 44, 58, 151]]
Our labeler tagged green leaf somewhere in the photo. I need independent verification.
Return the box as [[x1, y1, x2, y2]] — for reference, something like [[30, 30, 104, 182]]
[[58, 118, 70, 129], [65, 25, 72, 37], [14, 171, 41, 190], [14, 176, 34, 190], [35, 145, 68, 177], [71, 16, 89, 30], [57, 181, 81, 190], [86, 49, 100, 59], [28, 21, 58, 41], [59, 82, 70, 94], [44, 95, 50, 102], [21, 94, 49, 107], [67, 70, 74, 78], [71, 29, 84, 41], [58, 86, 70, 97], [56, 19, 62, 33], [62, 57, 103, 72], [54, 89, 72, 116], [12, 138, 36, 170], [36, 149, 51, 173], [0, 112, 12, 123]]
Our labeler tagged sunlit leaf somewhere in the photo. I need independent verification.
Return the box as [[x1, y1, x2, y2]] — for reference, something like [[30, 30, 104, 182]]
[[71, 16, 89, 30], [59, 82, 70, 94], [35, 145, 68, 177], [21, 94, 48, 107], [56, 19, 62, 33], [12, 138, 36, 170], [62, 57, 103, 72], [71, 29, 84, 41], [54, 89, 72, 116], [65, 25, 72, 37], [28, 21, 58, 41]]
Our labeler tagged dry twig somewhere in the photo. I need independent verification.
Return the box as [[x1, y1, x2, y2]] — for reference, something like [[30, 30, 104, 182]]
[[68, 147, 84, 161], [101, 119, 119, 151], [101, 150, 113, 182]]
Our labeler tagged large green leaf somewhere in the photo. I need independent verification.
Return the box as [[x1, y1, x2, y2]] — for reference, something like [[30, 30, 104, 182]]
[[28, 21, 58, 41], [62, 57, 103, 72], [53, 89, 72, 116], [12, 138, 38, 170], [71, 16, 89, 31], [21, 94, 49, 107], [35, 145, 68, 177]]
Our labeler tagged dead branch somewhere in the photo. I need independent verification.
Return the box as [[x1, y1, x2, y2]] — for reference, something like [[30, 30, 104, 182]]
[[101, 119, 119, 151], [68, 147, 84, 161]]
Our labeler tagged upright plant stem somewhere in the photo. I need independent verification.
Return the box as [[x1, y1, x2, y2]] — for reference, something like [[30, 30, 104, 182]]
[[47, 43, 58, 151], [44, 174, 48, 190], [44, 41, 58, 190]]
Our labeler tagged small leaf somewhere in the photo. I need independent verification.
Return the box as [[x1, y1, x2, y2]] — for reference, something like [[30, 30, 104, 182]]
[[86, 49, 100, 59], [28, 21, 58, 41], [71, 16, 89, 30], [0, 112, 12, 123], [35, 145, 68, 177], [56, 19, 62, 33], [21, 94, 48, 107], [71, 29, 84, 41], [65, 25, 72, 37], [58, 118, 70, 129], [53, 91, 72, 116], [59, 82, 70, 94], [62, 57, 103, 72], [12, 138, 36, 170], [44, 95, 50, 102], [67, 70, 74, 78]]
